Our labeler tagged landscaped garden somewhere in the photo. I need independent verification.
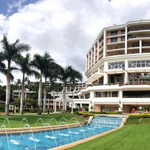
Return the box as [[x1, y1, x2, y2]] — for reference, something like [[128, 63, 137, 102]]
[[0, 113, 83, 128]]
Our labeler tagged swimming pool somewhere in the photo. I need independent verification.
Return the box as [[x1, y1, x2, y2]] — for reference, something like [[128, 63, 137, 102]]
[[0, 117, 122, 150]]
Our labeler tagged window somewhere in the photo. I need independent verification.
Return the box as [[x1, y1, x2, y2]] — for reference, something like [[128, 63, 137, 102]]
[[110, 37, 117, 43], [109, 62, 125, 69], [121, 37, 125, 41], [95, 91, 118, 97], [110, 31, 118, 36], [128, 60, 150, 68], [121, 30, 125, 34]]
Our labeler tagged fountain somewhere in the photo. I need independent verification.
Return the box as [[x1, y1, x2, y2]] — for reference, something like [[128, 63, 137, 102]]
[[0, 124, 10, 150], [19, 118, 29, 128], [0, 116, 123, 150], [19, 124, 36, 150]]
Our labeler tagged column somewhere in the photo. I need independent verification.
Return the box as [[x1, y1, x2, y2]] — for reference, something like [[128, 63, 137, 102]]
[[118, 90, 123, 111], [103, 73, 108, 85], [124, 59, 129, 84], [125, 26, 127, 54], [54, 102, 56, 113], [124, 71, 129, 84], [65, 102, 67, 110], [139, 40, 142, 53], [94, 44, 96, 64], [59, 102, 61, 109], [86, 55, 88, 71], [71, 102, 73, 113], [103, 30, 106, 58], [103, 61, 108, 85], [97, 40, 99, 62], [87, 53, 90, 70], [90, 91, 94, 110], [80, 103, 82, 108], [91, 50, 92, 67], [89, 102, 91, 111]]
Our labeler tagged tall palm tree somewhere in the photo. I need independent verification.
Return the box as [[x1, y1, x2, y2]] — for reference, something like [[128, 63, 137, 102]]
[[59, 66, 82, 112], [15, 53, 39, 115], [31, 52, 55, 115], [1, 36, 30, 115], [0, 53, 5, 73], [42, 53, 58, 113]]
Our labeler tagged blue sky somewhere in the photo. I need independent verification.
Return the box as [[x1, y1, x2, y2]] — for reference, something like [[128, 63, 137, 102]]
[[0, 0, 150, 84], [0, 0, 39, 16]]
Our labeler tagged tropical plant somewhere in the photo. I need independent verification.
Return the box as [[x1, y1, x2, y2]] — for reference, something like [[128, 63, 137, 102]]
[[0, 36, 30, 115], [59, 66, 82, 112], [42, 53, 59, 113], [31, 52, 55, 115], [15, 53, 39, 115]]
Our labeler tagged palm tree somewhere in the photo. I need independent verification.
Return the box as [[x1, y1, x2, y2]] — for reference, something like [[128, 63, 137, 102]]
[[15, 53, 39, 115], [59, 66, 82, 112], [0, 52, 5, 73], [42, 53, 58, 113], [1, 36, 30, 115], [31, 52, 55, 115]]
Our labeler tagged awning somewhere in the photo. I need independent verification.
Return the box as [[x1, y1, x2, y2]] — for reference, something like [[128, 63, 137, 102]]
[[86, 72, 104, 84]]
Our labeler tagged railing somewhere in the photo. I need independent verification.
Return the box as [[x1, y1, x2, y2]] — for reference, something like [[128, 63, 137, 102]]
[[129, 81, 150, 85], [128, 35, 150, 39], [128, 28, 150, 32]]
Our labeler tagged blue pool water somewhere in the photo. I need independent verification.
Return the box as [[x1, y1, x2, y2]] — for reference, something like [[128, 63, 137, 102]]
[[0, 117, 122, 150]]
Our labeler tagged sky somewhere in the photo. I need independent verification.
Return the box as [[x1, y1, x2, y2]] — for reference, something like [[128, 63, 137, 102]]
[[0, 0, 150, 85]]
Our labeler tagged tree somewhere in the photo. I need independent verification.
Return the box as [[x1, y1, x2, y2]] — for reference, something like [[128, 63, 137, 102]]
[[1, 36, 30, 115], [15, 53, 38, 115], [42, 53, 57, 113], [31, 52, 54, 115], [59, 66, 82, 112]]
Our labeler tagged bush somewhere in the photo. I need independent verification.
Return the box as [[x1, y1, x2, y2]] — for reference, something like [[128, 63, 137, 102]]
[[76, 111, 95, 117], [89, 111, 122, 114], [28, 108, 38, 113], [129, 114, 150, 119], [0, 104, 5, 111]]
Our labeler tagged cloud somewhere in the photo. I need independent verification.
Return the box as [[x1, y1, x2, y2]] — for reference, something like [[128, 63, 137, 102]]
[[1, 0, 150, 85]]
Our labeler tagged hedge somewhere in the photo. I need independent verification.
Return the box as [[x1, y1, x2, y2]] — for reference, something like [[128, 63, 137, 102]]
[[129, 114, 150, 119], [90, 111, 122, 114], [76, 111, 95, 117]]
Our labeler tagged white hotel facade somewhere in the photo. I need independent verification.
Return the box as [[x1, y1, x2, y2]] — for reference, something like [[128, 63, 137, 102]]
[[74, 20, 150, 113]]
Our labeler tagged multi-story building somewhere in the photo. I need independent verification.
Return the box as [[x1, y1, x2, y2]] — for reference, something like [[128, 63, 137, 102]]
[[75, 19, 150, 113]]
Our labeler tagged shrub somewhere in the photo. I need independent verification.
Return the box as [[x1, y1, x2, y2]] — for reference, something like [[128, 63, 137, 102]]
[[129, 114, 150, 119], [0, 104, 5, 112], [76, 111, 95, 117]]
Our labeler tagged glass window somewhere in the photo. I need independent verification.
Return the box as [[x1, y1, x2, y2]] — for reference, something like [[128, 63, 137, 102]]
[[129, 60, 150, 68], [110, 38, 117, 43]]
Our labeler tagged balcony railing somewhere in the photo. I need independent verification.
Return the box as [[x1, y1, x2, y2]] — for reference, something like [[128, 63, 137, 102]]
[[128, 35, 150, 39], [128, 28, 150, 32]]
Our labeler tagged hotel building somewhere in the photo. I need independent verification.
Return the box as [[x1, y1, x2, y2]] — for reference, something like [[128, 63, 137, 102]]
[[74, 20, 150, 113]]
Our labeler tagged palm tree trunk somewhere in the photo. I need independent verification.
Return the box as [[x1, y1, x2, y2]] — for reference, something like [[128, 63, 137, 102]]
[[43, 78, 47, 113], [37, 74, 42, 115], [62, 86, 66, 113], [5, 61, 10, 116], [20, 73, 25, 115]]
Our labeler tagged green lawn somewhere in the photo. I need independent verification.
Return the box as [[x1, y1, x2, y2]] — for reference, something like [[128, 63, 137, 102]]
[[66, 118, 150, 150], [0, 113, 82, 128]]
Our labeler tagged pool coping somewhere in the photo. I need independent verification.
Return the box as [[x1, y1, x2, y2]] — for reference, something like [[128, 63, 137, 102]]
[[0, 123, 81, 134], [49, 125, 124, 150]]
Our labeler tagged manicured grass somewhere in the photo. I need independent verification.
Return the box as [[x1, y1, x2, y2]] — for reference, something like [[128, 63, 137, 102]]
[[0, 113, 83, 128], [66, 118, 150, 150]]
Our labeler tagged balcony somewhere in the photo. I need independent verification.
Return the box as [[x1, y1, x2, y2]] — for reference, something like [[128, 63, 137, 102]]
[[128, 27, 150, 33], [128, 35, 150, 41]]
